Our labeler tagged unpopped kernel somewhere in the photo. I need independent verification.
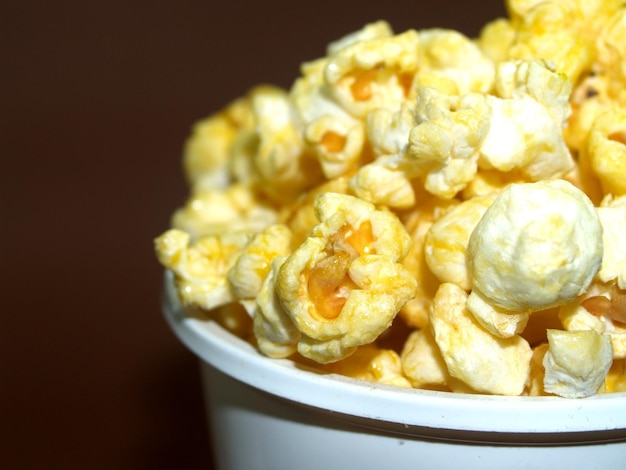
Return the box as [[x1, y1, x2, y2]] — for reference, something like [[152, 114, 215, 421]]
[[156, 0, 626, 397]]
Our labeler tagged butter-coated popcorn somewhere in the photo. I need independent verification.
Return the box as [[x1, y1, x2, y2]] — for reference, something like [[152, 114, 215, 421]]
[[587, 109, 626, 196], [227, 224, 293, 301], [324, 29, 420, 118], [407, 87, 491, 199], [172, 184, 278, 240], [401, 328, 451, 390], [253, 256, 301, 358], [399, 196, 459, 329], [155, 1, 626, 397], [304, 113, 365, 179], [424, 192, 497, 290], [429, 283, 532, 395], [417, 28, 495, 95], [321, 344, 412, 387], [155, 229, 250, 310], [276, 193, 416, 363]]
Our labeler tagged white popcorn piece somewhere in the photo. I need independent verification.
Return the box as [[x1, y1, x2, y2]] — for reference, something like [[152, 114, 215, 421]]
[[276, 193, 417, 363], [479, 60, 574, 181], [468, 179, 603, 312], [543, 329, 613, 398], [429, 283, 532, 395]]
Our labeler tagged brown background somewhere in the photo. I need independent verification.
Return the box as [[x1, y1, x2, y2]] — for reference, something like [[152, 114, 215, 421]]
[[3, 1, 506, 468]]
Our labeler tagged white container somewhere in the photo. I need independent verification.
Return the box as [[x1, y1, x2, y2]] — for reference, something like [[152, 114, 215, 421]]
[[162, 273, 626, 470]]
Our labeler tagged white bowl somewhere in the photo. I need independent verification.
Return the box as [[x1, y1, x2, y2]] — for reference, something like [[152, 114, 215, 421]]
[[162, 272, 626, 470]]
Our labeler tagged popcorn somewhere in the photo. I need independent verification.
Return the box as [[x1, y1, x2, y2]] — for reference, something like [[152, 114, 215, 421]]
[[543, 329, 613, 398], [467, 179, 603, 313], [324, 28, 420, 118], [227, 224, 293, 302], [479, 60, 574, 181], [253, 256, 301, 358], [172, 184, 278, 240], [587, 109, 626, 196], [155, 3, 626, 397], [401, 328, 451, 390], [429, 283, 532, 395], [321, 344, 412, 388], [155, 229, 250, 310], [407, 87, 491, 199], [424, 192, 497, 290], [276, 193, 417, 363]]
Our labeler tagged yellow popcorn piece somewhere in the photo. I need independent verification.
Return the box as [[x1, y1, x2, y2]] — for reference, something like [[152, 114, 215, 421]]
[[248, 85, 323, 202], [155, 229, 250, 310], [171, 184, 278, 240], [349, 163, 416, 209], [543, 329, 613, 398], [183, 96, 253, 191], [401, 328, 451, 391], [505, 0, 596, 84], [587, 109, 626, 196], [477, 18, 516, 64], [424, 192, 497, 290], [558, 301, 607, 334], [429, 283, 532, 395], [580, 281, 626, 359], [525, 343, 550, 396], [468, 179, 603, 312], [228, 224, 293, 301], [304, 113, 365, 179], [276, 193, 417, 363], [406, 87, 491, 199], [279, 177, 350, 247], [479, 60, 574, 181], [321, 344, 412, 388], [399, 196, 459, 329], [326, 20, 394, 56], [324, 28, 420, 118], [417, 28, 495, 94], [605, 358, 626, 393], [253, 256, 300, 358], [466, 289, 530, 338]]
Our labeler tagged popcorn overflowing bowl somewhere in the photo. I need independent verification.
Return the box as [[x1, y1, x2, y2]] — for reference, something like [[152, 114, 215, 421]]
[[156, 1, 626, 467]]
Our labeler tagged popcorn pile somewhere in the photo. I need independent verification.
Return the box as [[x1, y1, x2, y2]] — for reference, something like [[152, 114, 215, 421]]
[[155, 0, 626, 397]]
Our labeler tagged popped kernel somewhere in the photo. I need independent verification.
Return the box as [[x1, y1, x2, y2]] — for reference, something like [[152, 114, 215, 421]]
[[276, 193, 416, 363], [467, 179, 603, 313], [155, 229, 250, 310], [543, 329, 613, 398], [429, 283, 532, 395]]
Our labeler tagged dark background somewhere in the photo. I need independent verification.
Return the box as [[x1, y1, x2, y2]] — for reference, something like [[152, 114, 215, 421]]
[[3, 1, 507, 468]]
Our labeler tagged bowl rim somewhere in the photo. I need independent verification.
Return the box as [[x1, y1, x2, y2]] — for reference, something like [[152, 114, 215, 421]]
[[162, 271, 626, 439]]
